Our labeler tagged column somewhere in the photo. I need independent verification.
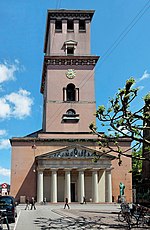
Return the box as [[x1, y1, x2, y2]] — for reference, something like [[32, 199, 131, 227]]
[[78, 170, 85, 203], [37, 170, 43, 203], [92, 170, 98, 203], [51, 169, 57, 203], [99, 169, 105, 202], [64, 169, 71, 203], [105, 169, 112, 202]]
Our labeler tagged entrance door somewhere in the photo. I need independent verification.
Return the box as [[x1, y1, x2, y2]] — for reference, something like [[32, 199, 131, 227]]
[[71, 183, 75, 202]]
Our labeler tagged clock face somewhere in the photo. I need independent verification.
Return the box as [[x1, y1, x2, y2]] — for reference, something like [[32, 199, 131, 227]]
[[66, 69, 76, 79]]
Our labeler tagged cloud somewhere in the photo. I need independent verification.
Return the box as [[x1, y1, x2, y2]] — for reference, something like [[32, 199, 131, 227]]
[[138, 70, 150, 82], [0, 60, 19, 84], [0, 139, 10, 149], [0, 130, 7, 136], [6, 89, 33, 118], [0, 166, 10, 177], [0, 98, 11, 119], [0, 89, 33, 119]]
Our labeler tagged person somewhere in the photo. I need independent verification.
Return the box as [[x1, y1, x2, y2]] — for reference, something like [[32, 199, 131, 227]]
[[119, 182, 125, 196], [83, 196, 86, 204], [64, 197, 70, 209], [30, 197, 36, 210], [43, 197, 46, 205], [25, 197, 30, 210]]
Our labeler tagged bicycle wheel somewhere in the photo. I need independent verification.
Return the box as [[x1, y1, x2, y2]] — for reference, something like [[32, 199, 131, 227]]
[[130, 215, 137, 226], [0, 222, 3, 230], [125, 214, 132, 230], [118, 211, 125, 222], [5, 217, 10, 230], [0, 217, 3, 230], [137, 215, 148, 227]]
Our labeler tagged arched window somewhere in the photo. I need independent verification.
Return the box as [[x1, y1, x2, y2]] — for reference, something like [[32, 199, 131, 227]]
[[66, 84, 75, 101], [63, 84, 79, 102], [62, 108, 79, 123], [66, 109, 76, 115]]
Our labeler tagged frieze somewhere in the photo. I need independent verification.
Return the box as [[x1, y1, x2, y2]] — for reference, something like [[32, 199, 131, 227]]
[[48, 148, 98, 158], [47, 10, 94, 21], [46, 58, 98, 66]]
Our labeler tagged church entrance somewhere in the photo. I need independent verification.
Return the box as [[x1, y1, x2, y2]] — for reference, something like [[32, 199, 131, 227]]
[[71, 182, 76, 202]]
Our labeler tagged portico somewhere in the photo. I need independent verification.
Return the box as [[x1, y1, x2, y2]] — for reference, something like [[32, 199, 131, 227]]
[[36, 146, 114, 203]]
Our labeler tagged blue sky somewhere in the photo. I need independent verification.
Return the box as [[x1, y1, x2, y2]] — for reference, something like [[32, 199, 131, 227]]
[[0, 0, 150, 184]]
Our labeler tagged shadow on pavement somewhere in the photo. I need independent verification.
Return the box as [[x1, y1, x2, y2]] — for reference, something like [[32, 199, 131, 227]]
[[33, 215, 135, 229]]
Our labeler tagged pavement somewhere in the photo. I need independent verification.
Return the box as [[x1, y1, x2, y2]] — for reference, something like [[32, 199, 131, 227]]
[[2, 203, 149, 230]]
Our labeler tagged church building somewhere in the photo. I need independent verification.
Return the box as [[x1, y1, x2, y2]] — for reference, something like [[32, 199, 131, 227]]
[[10, 9, 132, 203]]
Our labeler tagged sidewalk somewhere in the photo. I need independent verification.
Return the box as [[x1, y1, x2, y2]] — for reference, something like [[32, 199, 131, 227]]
[[14, 203, 148, 229], [51, 203, 148, 229]]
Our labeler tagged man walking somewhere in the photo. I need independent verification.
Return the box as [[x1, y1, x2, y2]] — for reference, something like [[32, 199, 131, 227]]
[[64, 197, 70, 209], [25, 197, 30, 210], [30, 197, 36, 210]]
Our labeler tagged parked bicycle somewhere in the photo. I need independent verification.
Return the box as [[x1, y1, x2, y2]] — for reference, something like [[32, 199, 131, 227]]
[[0, 210, 10, 230], [118, 202, 137, 229], [133, 204, 150, 227], [118, 202, 150, 229]]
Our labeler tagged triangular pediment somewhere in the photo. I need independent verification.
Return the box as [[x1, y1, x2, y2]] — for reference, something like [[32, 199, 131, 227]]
[[36, 145, 115, 160]]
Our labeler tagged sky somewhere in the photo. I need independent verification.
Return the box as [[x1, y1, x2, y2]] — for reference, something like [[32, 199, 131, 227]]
[[0, 0, 150, 184]]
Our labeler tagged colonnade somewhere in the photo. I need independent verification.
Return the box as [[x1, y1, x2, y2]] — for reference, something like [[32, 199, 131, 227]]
[[37, 168, 112, 203]]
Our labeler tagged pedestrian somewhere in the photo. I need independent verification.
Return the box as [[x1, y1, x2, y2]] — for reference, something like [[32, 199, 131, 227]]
[[30, 197, 36, 210], [64, 197, 70, 209], [25, 197, 30, 210], [83, 196, 86, 204], [43, 197, 46, 205]]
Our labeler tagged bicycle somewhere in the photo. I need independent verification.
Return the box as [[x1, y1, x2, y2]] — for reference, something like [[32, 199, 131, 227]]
[[0, 210, 10, 230], [133, 204, 150, 227], [118, 203, 137, 229]]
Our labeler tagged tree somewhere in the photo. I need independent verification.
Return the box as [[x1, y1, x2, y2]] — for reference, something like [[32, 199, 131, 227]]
[[89, 77, 150, 165], [132, 148, 142, 185]]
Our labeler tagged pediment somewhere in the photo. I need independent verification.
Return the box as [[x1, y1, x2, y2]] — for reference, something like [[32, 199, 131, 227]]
[[64, 40, 78, 45], [36, 145, 115, 160]]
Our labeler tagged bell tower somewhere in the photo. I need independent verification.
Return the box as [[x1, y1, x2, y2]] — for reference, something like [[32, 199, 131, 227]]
[[41, 10, 99, 133]]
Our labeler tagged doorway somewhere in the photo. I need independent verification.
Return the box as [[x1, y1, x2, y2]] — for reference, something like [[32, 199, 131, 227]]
[[71, 183, 76, 202]]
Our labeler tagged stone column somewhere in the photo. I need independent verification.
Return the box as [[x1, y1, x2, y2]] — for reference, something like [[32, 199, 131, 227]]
[[99, 169, 106, 202], [64, 169, 71, 203], [92, 169, 99, 203], [105, 169, 112, 202], [37, 170, 43, 203], [51, 169, 57, 203], [78, 170, 85, 203]]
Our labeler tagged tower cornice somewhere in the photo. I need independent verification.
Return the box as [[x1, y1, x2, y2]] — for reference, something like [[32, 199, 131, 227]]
[[47, 9, 95, 20]]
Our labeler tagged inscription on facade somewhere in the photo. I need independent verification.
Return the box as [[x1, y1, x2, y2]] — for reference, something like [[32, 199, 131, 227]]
[[49, 148, 98, 158]]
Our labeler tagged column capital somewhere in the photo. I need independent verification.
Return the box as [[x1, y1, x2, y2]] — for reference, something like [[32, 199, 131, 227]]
[[37, 168, 44, 172], [51, 168, 58, 172], [77, 168, 86, 172], [64, 168, 71, 172], [106, 167, 114, 172], [91, 168, 99, 172]]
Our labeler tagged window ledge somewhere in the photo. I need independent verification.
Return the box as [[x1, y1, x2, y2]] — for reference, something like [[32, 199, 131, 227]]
[[55, 29, 62, 33]]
